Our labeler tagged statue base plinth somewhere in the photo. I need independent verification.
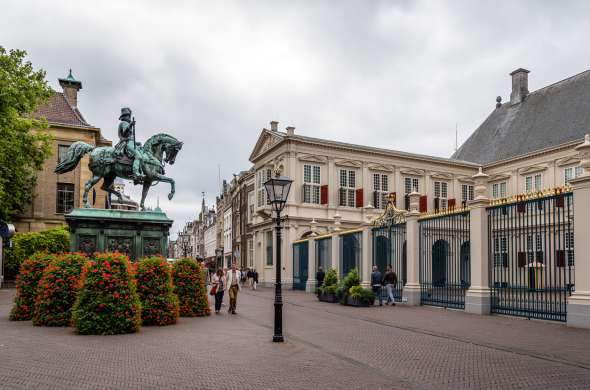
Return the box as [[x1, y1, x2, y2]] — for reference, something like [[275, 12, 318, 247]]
[[65, 208, 172, 260]]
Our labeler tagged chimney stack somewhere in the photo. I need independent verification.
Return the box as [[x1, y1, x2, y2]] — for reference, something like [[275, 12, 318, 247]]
[[270, 121, 278, 131], [58, 69, 82, 108], [509, 68, 530, 105], [286, 126, 295, 136]]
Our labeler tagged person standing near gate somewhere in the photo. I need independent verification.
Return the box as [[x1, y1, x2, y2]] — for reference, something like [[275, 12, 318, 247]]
[[371, 266, 383, 306], [226, 263, 241, 314], [316, 266, 325, 292], [252, 269, 258, 290], [383, 265, 397, 306]]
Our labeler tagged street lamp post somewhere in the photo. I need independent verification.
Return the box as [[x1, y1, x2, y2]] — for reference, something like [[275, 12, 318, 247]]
[[264, 171, 293, 343]]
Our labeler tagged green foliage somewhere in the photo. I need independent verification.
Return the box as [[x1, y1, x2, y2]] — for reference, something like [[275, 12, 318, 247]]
[[172, 258, 210, 317], [9, 252, 57, 321], [32, 253, 87, 326], [348, 285, 364, 298], [4, 226, 69, 280], [136, 256, 179, 326], [72, 253, 141, 335], [336, 268, 360, 303], [0, 46, 53, 223], [318, 268, 338, 295]]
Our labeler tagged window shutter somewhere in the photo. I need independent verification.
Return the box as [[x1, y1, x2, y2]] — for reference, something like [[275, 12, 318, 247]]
[[517, 202, 526, 213], [391, 192, 396, 206], [517, 252, 527, 267], [355, 188, 364, 208], [556, 250, 566, 267], [434, 197, 440, 211], [448, 198, 456, 210], [373, 191, 378, 208], [320, 185, 328, 205], [419, 195, 427, 213], [555, 195, 564, 208]]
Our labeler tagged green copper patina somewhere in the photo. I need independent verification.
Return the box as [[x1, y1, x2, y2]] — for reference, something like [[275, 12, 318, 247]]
[[55, 107, 183, 210]]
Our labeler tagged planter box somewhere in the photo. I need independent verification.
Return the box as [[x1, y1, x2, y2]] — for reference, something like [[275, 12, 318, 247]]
[[318, 292, 338, 303], [345, 295, 371, 307]]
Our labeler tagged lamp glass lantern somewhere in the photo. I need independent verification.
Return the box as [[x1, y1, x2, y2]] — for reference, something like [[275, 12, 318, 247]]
[[264, 175, 293, 213]]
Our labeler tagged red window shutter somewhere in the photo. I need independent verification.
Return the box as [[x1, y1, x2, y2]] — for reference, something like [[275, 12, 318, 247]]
[[391, 192, 397, 206], [355, 188, 364, 208], [448, 198, 456, 210], [517, 202, 526, 213], [320, 185, 328, 205], [434, 197, 440, 211], [556, 250, 566, 267], [517, 252, 527, 267], [419, 195, 427, 213], [555, 195, 564, 208]]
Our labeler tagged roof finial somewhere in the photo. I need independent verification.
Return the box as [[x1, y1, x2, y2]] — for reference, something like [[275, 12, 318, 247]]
[[496, 96, 502, 108]]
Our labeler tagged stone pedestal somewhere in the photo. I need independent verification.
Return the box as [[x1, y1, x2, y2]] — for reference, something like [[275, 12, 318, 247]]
[[65, 208, 173, 260]]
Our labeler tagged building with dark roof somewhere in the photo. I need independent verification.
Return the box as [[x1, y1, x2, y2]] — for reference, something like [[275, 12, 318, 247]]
[[14, 70, 112, 232]]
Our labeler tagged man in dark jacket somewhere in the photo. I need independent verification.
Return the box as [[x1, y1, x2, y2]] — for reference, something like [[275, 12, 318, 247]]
[[383, 265, 398, 306], [371, 266, 383, 306], [316, 267, 326, 292]]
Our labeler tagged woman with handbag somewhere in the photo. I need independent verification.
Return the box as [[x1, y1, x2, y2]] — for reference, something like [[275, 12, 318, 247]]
[[211, 268, 226, 314]]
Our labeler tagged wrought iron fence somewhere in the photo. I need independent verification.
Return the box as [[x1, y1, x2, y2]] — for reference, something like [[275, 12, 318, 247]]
[[487, 191, 574, 322], [419, 210, 470, 309], [372, 223, 406, 302]]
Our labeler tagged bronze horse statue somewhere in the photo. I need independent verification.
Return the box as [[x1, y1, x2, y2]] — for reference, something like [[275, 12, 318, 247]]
[[55, 133, 183, 210]]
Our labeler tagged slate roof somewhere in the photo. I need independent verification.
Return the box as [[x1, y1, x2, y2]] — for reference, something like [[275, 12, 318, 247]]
[[33, 92, 93, 128], [452, 69, 590, 165]]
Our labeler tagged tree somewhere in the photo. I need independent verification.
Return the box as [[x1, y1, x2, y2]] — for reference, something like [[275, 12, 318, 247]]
[[0, 46, 53, 223]]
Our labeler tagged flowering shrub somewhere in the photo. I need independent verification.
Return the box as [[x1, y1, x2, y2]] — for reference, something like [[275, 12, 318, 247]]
[[72, 252, 141, 335], [136, 256, 179, 326], [9, 252, 57, 321], [172, 258, 210, 317], [32, 253, 87, 326]]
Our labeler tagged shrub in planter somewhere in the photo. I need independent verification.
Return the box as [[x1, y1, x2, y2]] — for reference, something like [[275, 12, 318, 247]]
[[32, 253, 87, 326], [136, 256, 179, 326], [336, 268, 360, 304], [4, 227, 69, 281], [317, 268, 338, 303], [72, 252, 141, 335], [172, 258, 210, 317], [347, 285, 376, 306], [9, 252, 57, 321]]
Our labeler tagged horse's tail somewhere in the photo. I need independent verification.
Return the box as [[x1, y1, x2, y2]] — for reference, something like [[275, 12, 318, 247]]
[[54, 141, 95, 174]]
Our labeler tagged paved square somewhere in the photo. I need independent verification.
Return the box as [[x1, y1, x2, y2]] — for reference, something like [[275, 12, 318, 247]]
[[1, 287, 590, 389]]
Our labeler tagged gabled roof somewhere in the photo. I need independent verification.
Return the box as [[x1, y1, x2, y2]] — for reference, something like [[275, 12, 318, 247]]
[[452, 69, 590, 165], [33, 92, 93, 128]]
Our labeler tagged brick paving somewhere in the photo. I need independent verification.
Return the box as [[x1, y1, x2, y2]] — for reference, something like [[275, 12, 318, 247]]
[[1, 287, 590, 389]]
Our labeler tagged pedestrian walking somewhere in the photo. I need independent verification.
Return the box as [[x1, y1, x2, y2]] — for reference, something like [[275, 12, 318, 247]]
[[226, 263, 241, 314], [252, 269, 258, 290], [383, 265, 397, 306], [211, 268, 226, 314], [371, 266, 383, 306], [316, 266, 325, 291], [247, 268, 253, 288]]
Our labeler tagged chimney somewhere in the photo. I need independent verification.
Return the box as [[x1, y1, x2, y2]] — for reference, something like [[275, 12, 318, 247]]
[[509, 68, 530, 105], [286, 126, 295, 136], [58, 69, 82, 108], [270, 121, 278, 131]]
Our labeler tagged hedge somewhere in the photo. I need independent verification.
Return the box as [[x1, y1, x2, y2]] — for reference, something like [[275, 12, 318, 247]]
[[9, 252, 57, 321], [72, 252, 141, 335], [4, 226, 69, 280], [32, 253, 87, 326], [172, 258, 210, 317], [136, 256, 179, 326]]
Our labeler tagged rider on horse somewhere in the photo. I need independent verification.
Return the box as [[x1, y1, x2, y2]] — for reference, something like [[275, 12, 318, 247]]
[[114, 107, 145, 182]]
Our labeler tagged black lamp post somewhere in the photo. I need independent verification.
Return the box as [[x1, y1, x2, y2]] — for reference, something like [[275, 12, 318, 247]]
[[264, 172, 293, 343]]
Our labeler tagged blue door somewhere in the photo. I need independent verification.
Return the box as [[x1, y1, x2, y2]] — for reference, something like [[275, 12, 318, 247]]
[[293, 241, 309, 290]]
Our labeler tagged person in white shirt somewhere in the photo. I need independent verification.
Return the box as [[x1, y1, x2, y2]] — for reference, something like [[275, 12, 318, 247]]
[[226, 263, 241, 314]]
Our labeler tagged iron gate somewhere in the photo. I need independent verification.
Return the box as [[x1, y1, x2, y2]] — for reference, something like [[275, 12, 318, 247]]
[[419, 210, 470, 309], [372, 224, 406, 302], [292, 241, 309, 290], [488, 191, 574, 322]]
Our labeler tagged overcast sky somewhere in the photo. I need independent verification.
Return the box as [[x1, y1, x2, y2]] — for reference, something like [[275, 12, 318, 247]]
[[4, 1, 590, 237]]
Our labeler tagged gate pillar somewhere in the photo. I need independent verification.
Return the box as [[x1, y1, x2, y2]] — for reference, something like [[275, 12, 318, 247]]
[[306, 237, 317, 293], [403, 191, 421, 306], [361, 226, 372, 288], [466, 168, 491, 315], [568, 134, 590, 329]]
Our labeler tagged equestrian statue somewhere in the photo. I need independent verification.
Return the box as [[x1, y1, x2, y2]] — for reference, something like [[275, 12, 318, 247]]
[[55, 107, 183, 211]]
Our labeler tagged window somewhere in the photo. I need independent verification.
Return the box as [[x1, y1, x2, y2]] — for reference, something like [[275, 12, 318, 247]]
[[461, 184, 474, 203], [56, 183, 75, 213], [433, 181, 448, 210], [373, 173, 389, 209], [525, 173, 542, 192], [248, 191, 255, 223], [316, 238, 332, 271], [257, 168, 272, 207], [404, 177, 419, 194], [492, 182, 507, 199], [265, 230, 273, 266], [57, 144, 69, 163], [303, 164, 321, 204], [339, 169, 356, 207], [565, 166, 584, 184], [493, 236, 508, 267], [565, 231, 574, 266], [247, 238, 254, 268]]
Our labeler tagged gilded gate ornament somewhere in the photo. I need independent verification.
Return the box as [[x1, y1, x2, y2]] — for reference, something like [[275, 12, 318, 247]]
[[372, 193, 407, 227]]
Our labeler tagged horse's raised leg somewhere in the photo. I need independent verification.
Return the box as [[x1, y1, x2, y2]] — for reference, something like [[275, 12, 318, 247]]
[[140, 181, 151, 211], [83, 175, 102, 208], [155, 174, 175, 200], [101, 175, 123, 201]]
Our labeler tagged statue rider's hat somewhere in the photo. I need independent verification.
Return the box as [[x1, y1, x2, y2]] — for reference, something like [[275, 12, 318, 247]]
[[119, 107, 132, 120]]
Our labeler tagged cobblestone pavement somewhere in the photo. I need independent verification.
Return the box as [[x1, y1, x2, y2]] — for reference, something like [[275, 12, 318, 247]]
[[2, 287, 590, 389]]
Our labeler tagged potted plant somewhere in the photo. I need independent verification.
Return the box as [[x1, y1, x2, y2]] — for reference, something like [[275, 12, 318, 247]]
[[318, 268, 338, 303], [346, 285, 376, 307]]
